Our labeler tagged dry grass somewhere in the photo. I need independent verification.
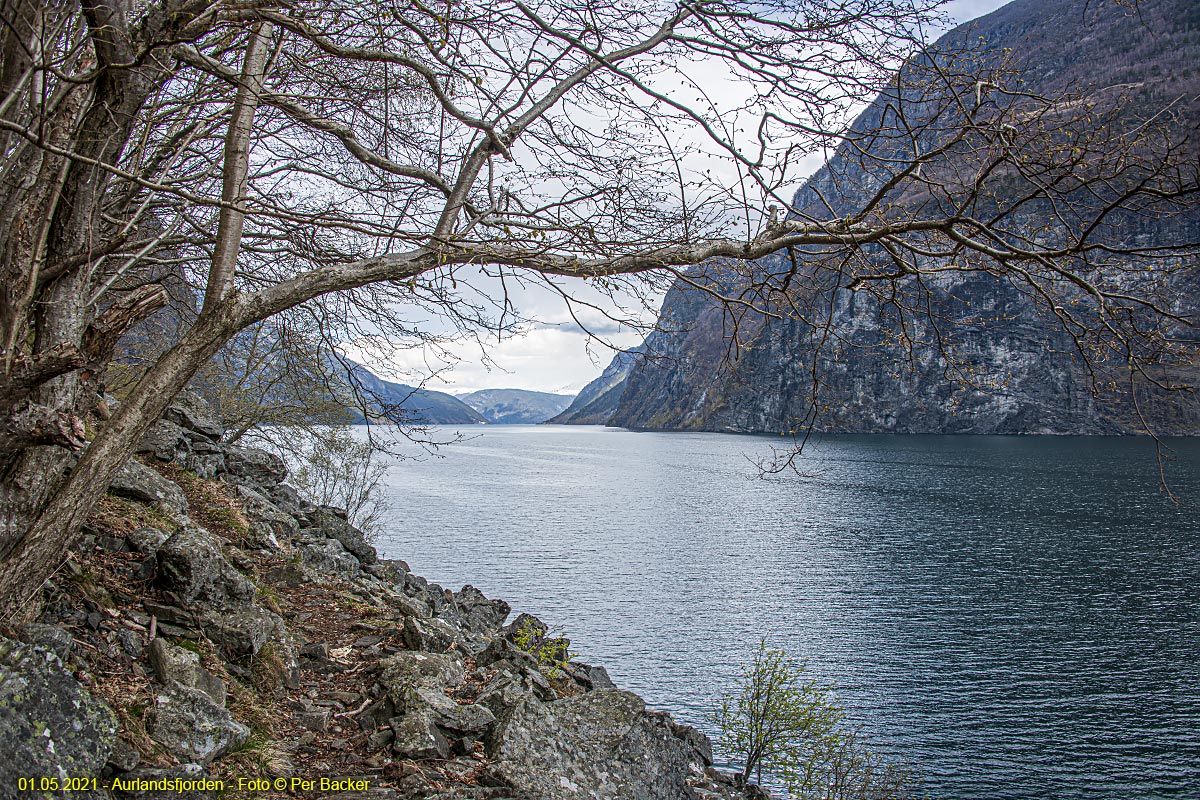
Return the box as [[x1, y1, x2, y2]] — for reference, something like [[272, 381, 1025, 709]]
[[249, 641, 289, 695], [91, 670, 172, 766], [152, 461, 251, 544], [88, 494, 180, 536]]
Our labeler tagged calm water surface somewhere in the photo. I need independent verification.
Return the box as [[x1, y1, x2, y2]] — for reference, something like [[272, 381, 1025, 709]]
[[375, 427, 1200, 799]]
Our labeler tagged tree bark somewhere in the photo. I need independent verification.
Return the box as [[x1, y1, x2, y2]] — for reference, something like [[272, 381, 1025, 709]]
[[0, 302, 242, 618]]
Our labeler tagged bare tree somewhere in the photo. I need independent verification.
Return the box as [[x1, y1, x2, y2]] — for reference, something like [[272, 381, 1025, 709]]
[[0, 0, 1195, 615]]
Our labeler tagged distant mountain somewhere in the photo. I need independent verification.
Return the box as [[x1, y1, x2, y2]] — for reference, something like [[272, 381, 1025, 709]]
[[548, 350, 639, 425], [457, 388, 576, 424], [582, 0, 1200, 436], [348, 366, 486, 425]]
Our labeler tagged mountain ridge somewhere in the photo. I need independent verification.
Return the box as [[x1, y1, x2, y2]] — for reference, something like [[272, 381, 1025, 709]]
[[561, 0, 1200, 435]]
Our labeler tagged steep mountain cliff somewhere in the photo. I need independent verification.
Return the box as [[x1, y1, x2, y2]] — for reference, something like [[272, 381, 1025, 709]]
[[585, 0, 1200, 435]]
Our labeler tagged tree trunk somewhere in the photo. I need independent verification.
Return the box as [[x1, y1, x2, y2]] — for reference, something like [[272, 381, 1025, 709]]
[[0, 302, 243, 619]]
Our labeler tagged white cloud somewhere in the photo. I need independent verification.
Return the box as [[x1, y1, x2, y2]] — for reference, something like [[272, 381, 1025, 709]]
[[355, 323, 642, 395], [349, 0, 1013, 395]]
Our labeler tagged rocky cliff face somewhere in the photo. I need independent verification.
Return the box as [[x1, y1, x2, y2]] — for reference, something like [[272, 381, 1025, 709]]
[[586, 0, 1200, 435], [1, 392, 762, 800]]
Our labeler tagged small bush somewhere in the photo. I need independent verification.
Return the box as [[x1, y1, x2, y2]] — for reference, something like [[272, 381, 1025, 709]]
[[712, 640, 917, 798], [513, 617, 574, 677], [276, 426, 389, 540]]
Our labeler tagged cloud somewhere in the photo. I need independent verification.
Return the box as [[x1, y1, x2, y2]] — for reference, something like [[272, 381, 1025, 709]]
[[352, 323, 643, 395]]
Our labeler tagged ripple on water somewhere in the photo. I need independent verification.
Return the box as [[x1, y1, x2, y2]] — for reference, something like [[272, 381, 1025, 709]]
[[377, 428, 1200, 800]]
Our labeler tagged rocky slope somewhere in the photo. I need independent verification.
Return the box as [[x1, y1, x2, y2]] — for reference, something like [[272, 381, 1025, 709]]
[[0, 392, 761, 800], [569, 0, 1200, 435], [457, 390, 576, 425]]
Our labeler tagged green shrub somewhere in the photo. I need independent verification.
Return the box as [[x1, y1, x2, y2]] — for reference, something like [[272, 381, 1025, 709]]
[[712, 640, 917, 799], [513, 617, 574, 677]]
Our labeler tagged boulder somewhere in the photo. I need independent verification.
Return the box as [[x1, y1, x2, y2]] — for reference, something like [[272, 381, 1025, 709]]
[[148, 639, 226, 706], [410, 685, 496, 735], [150, 682, 249, 764], [234, 485, 298, 547], [266, 482, 308, 516], [163, 391, 224, 440], [127, 527, 171, 555], [443, 585, 510, 647], [185, 453, 226, 481], [567, 662, 615, 692], [155, 527, 287, 659], [0, 637, 116, 796], [379, 652, 465, 700], [148, 637, 200, 686], [303, 506, 377, 564], [106, 738, 141, 772], [109, 460, 188, 518], [110, 764, 218, 799], [391, 712, 450, 760], [223, 446, 287, 488], [21, 623, 74, 662], [135, 419, 191, 463], [488, 689, 707, 800], [156, 528, 254, 607], [298, 536, 361, 580]]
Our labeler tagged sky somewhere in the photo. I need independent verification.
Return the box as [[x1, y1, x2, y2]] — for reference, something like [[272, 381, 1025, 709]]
[[354, 0, 1015, 398]]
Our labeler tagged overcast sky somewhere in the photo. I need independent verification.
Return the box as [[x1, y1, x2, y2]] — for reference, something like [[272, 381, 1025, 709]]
[[353, 0, 1015, 398]]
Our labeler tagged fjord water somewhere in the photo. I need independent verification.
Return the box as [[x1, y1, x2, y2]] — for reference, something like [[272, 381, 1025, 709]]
[[375, 427, 1200, 799]]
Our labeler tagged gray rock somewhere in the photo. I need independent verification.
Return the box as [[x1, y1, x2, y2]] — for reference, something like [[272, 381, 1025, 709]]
[[296, 708, 332, 731], [110, 764, 216, 799], [156, 528, 254, 607], [136, 419, 191, 463], [203, 606, 280, 661], [379, 652, 465, 700], [264, 562, 310, 588], [568, 662, 615, 692], [385, 591, 431, 620], [163, 391, 224, 440], [118, 629, 144, 660], [357, 698, 396, 732], [451, 585, 506, 633], [0, 637, 116, 795], [127, 526, 171, 555], [488, 689, 706, 800], [185, 453, 226, 481], [106, 738, 141, 772], [234, 485, 297, 548], [299, 536, 361, 580], [266, 482, 306, 515], [304, 506, 377, 564], [223, 446, 288, 488], [411, 685, 496, 734], [21, 623, 74, 662], [475, 637, 539, 673], [391, 712, 450, 760], [476, 670, 536, 718], [147, 638, 224, 705], [150, 682, 249, 764], [109, 460, 188, 518], [155, 527, 288, 660], [149, 637, 201, 687], [366, 728, 395, 751]]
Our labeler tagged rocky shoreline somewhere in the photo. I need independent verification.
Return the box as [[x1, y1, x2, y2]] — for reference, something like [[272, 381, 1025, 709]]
[[1, 393, 765, 800]]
